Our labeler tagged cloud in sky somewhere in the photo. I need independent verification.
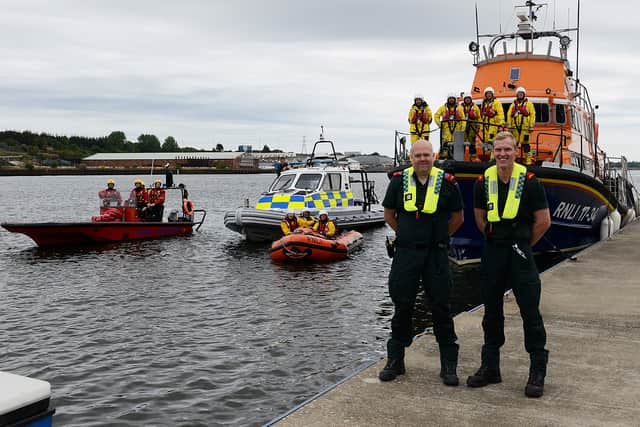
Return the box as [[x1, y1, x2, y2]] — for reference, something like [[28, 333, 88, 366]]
[[1, 0, 638, 159]]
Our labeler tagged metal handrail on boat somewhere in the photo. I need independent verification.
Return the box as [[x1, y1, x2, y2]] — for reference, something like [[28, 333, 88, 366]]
[[192, 209, 206, 231]]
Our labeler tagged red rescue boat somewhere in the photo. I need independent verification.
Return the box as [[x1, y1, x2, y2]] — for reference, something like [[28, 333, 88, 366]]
[[270, 228, 364, 262], [2, 187, 206, 247]]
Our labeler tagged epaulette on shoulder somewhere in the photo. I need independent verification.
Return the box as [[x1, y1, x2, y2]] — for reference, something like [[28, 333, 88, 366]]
[[392, 170, 403, 177], [444, 173, 456, 183], [526, 171, 535, 180]]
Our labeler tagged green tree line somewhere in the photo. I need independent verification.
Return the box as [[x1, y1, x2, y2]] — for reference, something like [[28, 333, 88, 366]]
[[0, 130, 205, 162]]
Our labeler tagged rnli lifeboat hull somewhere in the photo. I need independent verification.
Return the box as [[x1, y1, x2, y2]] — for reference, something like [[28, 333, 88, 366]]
[[1, 222, 195, 246], [435, 161, 618, 266], [270, 229, 364, 262]]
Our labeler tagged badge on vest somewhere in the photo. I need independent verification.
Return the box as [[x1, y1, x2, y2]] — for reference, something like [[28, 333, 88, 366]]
[[487, 202, 494, 211], [404, 194, 413, 201]]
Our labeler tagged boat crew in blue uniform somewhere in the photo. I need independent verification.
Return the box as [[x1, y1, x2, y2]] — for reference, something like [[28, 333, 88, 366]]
[[467, 131, 551, 398], [379, 139, 464, 385]]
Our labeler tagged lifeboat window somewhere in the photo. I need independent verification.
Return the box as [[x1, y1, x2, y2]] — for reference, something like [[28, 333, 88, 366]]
[[270, 174, 295, 191], [509, 67, 520, 81], [322, 173, 342, 191], [295, 173, 322, 191], [555, 104, 566, 124], [533, 103, 550, 124], [585, 117, 593, 142], [570, 107, 582, 132], [501, 103, 510, 118]]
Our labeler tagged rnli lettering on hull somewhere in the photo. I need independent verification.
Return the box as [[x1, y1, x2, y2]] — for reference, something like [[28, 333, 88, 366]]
[[552, 201, 598, 222]]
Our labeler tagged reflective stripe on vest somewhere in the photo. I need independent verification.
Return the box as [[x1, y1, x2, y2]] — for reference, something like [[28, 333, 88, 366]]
[[402, 166, 444, 214], [485, 163, 527, 222]]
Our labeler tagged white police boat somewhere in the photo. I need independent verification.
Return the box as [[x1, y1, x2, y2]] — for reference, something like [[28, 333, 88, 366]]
[[224, 137, 385, 242]]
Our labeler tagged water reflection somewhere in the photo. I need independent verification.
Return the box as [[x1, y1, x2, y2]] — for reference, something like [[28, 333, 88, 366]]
[[0, 172, 578, 426]]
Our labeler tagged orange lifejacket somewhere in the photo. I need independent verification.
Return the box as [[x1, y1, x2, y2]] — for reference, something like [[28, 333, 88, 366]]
[[316, 219, 336, 237], [148, 188, 165, 205], [511, 99, 530, 117], [482, 101, 497, 118], [409, 104, 430, 124], [443, 105, 461, 121], [133, 188, 148, 205], [284, 216, 298, 230], [464, 104, 477, 120]]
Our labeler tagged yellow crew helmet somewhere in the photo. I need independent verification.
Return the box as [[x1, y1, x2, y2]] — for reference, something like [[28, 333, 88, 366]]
[[154, 179, 162, 185], [107, 179, 115, 185], [134, 178, 144, 185]]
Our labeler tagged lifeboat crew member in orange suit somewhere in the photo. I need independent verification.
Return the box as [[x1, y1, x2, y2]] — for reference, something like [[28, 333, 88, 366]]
[[297, 209, 317, 228], [480, 86, 505, 157], [507, 87, 536, 165], [146, 179, 166, 221], [280, 209, 299, 235], [128, 178, 149, 219], [98, 179, 122, 207], [462, 93, 482, 161], [408, 94, 433, 144], [434, 93, 466, 159], [313, 210, 336, 238]]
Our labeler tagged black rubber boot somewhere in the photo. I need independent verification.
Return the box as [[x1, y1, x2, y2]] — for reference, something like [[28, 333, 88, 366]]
[[466, 366, 502, 387], [525, 370, 545, 397], [439, 362, 459, 386], [378, 358, 406, 382]]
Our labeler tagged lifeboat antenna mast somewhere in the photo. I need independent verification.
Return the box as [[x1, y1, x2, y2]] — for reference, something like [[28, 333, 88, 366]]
[[575, 0, 581, 84]]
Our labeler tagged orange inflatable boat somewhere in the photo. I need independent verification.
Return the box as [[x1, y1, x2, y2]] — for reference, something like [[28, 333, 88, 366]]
[[270, 228, 363, 262]]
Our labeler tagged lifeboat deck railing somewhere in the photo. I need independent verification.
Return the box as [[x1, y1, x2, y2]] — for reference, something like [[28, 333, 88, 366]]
[[393, 121, 599, 175], [603, 156, 640, 212]]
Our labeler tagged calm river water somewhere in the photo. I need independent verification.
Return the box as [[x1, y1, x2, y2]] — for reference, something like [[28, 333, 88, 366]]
[[1, 171, 638, 426]]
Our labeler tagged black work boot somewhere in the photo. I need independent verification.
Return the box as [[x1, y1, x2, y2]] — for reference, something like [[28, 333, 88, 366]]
[[439, 362, 459, 386], [466, 366, 502, 387], [378, 358, 405, 382], [525, 370, 545, 398]]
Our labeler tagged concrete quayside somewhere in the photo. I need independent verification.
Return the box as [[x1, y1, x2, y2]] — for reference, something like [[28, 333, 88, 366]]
[[274, 220, 640, 426]]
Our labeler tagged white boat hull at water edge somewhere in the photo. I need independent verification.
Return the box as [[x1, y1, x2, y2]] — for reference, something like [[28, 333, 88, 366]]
[[224, 206, 385, 242]]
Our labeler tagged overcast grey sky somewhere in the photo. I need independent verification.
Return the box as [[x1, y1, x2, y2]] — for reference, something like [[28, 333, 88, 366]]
[[1, 0, 637, 159]]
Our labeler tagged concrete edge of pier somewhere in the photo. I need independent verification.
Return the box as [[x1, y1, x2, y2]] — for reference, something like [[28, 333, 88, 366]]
[[272, 220, 640, 426]]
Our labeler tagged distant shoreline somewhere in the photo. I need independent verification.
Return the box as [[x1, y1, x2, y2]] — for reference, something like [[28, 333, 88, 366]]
[[0, 167, 392, 177], [0, 167, 277, 177]]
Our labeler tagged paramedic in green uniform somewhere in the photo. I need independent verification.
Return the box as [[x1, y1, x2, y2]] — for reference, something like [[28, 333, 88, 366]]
[[379, 139, 464, 386], [467, 131, 551, 398]]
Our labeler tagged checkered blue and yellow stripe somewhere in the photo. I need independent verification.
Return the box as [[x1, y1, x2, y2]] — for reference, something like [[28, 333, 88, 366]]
[[255, 191, 354, 210]]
